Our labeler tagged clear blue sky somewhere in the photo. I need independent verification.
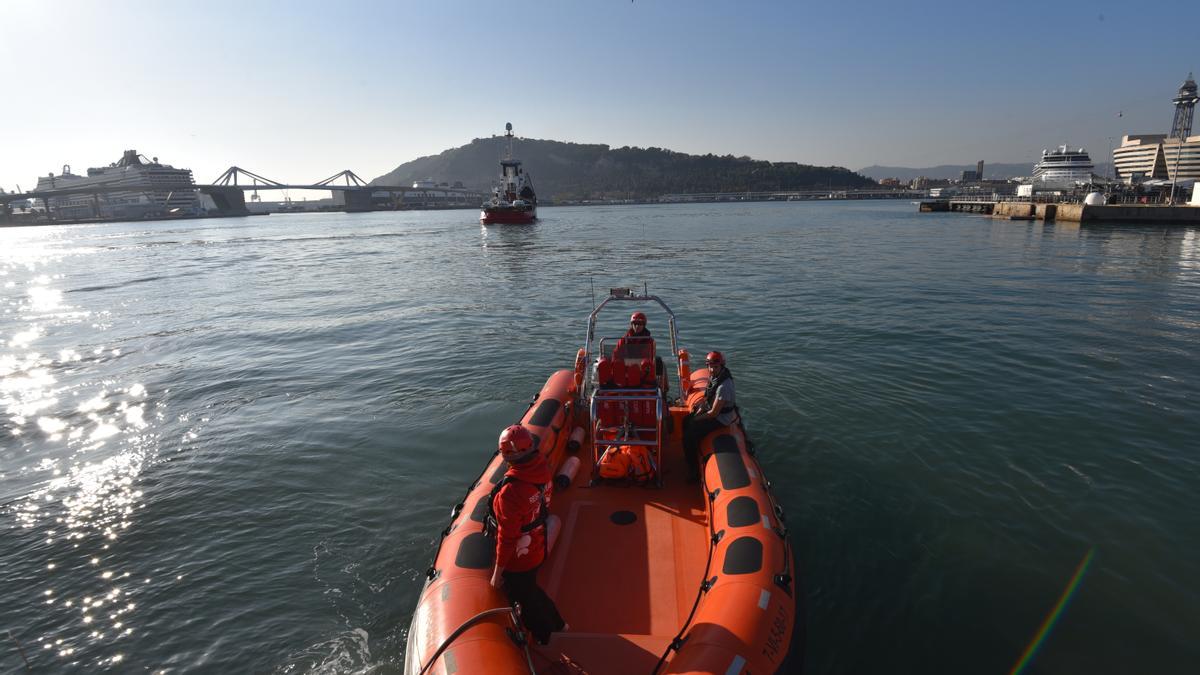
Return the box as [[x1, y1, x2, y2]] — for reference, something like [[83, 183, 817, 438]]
[[1, 0, 1195, 191]]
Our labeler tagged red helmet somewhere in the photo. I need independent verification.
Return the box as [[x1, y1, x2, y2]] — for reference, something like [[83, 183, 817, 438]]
[[706, 351, 725, 365], [630, 311, 647, 324], [498, 424, 534, 461]]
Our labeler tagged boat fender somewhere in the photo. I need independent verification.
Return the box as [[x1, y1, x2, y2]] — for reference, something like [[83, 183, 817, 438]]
[[555, 456, 581, 490], [567, 426, 585, 453], [545, 514, 562, 554], [678, 349, 692, 395]]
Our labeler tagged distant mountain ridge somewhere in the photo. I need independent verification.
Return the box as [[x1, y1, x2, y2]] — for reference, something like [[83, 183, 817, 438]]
[[372, 136, 876, 200], [859, 162, 1114, 181]]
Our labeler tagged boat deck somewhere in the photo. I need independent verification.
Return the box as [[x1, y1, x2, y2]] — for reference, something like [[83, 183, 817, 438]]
[[533, 410, 709, 673]]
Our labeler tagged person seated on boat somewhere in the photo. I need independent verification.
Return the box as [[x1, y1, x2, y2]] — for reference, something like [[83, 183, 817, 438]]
[[683, 351, 738, 483], [613, 312, 668, 394], [488, 424, 567, 645], [614, 311, 654, 361]]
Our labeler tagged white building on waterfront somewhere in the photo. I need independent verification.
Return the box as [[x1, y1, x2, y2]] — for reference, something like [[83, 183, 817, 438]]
[[1112, 134, 1200, 183], [1112, 74, 1200, 184]]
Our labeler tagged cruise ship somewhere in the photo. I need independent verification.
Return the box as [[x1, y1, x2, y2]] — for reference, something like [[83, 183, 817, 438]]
[[1032, 145, 1096, 188], [35, 150, 201, 220]]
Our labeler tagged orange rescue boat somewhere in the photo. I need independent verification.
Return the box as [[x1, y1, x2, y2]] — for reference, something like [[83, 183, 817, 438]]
[[405, 289, 798, 674]]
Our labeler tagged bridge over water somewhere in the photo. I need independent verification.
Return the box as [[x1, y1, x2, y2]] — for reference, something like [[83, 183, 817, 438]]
[[1, 166, 486, 218]]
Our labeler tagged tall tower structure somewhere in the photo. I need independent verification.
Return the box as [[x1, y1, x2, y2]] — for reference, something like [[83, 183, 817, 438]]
[[1168, 73, 1199, 203], [1170, 72, 1198, 140]]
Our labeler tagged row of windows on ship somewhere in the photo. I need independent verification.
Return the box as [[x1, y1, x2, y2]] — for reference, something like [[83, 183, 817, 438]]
[[53, 195, 178, 207]]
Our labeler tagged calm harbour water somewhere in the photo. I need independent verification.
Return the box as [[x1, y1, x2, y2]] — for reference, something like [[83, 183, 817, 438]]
[[2, 201, 1198, 674]]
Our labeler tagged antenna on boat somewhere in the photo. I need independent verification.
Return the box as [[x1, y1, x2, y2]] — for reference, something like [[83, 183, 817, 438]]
[[589, 275, 595, 309], [505, 122, 514, 160]]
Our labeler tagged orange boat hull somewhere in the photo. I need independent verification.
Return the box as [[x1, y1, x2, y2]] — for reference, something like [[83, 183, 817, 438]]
[[406, 368, 797, 674]]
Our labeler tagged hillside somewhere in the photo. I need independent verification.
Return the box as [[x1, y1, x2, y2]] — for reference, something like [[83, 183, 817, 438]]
[[372, 136, 876, 200]]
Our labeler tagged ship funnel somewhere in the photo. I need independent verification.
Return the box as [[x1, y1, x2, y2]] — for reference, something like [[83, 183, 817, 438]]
[[119, 150, 143, 167]]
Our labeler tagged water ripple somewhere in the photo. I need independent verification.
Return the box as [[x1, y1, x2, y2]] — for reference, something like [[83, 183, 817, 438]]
[[2, 205, 1198, 672]]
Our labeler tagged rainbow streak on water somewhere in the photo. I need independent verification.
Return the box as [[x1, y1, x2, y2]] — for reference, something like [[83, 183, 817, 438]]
[[1010, 547, 1097, 675]]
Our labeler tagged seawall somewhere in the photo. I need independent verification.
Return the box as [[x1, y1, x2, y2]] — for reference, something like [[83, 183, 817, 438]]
[[919, 200, 1200, 224]]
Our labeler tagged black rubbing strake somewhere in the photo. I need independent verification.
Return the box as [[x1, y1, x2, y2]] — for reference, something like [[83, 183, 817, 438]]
[[722, 536, 763, 575], [488, 463, 507, 485], [727, 496, 760, 527], [529, 399, 561, 428], [711, 434, 740, 455], [716, 452, 750, 490], [454, 532, 494, 569], [469, 495, 490, 522]]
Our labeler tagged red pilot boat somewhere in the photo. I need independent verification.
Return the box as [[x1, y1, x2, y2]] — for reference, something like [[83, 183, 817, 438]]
[[481, 122, 537, 225], [405, 288, 797, 675]]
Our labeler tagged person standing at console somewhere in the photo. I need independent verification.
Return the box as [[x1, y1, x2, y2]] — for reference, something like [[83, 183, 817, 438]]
[[487, 424, 567, 644]]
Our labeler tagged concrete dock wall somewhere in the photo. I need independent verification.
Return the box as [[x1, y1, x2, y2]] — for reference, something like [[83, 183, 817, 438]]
[[1080, 205, 1200, 223], [1051, 203, 1200, 223], [993, 202, 1034, 218], [919, 199, 1200, 224], [1055, 204, 1084, 222]]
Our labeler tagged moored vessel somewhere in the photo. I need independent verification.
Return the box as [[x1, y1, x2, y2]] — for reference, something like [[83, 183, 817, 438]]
[[481, 123, 537, 224], [404, 289, 797, 674], [1032, 144, 1096, 188], [34, 150, 201, 220]]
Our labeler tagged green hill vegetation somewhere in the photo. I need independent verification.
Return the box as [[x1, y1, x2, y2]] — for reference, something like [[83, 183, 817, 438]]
[[371, 136, 876, 200]]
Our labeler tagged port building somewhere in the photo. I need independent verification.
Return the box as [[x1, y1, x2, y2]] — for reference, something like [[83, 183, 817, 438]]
[[1113, 73, 1200, 183], [1113, 134, 1200, 182]]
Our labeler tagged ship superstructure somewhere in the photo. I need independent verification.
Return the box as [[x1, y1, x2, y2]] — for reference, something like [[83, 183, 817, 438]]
[[35, 150, 201, 220], [480, 123, 537, 224], [1032, 145, 1095, 188]]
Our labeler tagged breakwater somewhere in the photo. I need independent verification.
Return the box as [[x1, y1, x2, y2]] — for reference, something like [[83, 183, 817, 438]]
[[920, 199, 1200, 224]]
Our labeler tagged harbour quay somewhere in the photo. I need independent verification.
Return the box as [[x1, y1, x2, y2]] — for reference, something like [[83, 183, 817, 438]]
[[919, 190, 1200, 224]]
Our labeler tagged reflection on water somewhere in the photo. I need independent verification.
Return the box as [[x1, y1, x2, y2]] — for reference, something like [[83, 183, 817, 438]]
[[2, 237, 162, 669]]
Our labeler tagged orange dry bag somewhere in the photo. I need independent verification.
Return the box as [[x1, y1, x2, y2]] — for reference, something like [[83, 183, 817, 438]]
[[623, 445, 654, 483], [597, 446, 631, 479]]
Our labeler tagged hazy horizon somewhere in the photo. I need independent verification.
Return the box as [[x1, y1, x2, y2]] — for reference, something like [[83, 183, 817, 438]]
[[1, 0, 1195, 192]]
